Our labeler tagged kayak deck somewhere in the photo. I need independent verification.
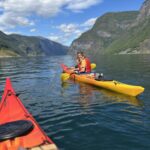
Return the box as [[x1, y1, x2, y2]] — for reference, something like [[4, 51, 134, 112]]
[[61, 64, 144, 97], [0, 78, 58, 150]]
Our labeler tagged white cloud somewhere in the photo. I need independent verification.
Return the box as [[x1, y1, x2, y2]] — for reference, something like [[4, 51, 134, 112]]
[[0, 0, 102, 30], [82, 17, 97, 27], [48, 34, 62, 43], [48, 34, 76, 45], [30, 28, 36, 32], [56, 17, 97, 35], [0, 0, 102, 16], [57, 23, 78, 33], [53, 23, 80, 44], [0, 12, 34, 31], [5, 31, 22, 35], [50, 17, 97, 45], [67, 0, 102, 12]]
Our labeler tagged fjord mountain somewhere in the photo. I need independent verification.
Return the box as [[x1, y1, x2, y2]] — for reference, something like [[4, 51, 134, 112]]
[[0, 31, 68, 57], [69, 0, 150, 55]]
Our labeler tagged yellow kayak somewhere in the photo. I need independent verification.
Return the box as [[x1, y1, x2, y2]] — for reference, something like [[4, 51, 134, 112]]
[[61, 64, 144, 97]]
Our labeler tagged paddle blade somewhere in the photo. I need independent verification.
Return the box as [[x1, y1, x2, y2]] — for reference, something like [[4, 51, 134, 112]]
[[91, 63, 96, 69], [61, 73, 70, 81]]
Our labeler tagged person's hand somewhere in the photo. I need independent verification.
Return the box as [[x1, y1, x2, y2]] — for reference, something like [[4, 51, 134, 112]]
[[74, 70, 79, 74]]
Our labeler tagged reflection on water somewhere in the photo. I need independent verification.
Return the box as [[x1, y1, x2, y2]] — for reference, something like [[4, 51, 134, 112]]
[[99, 88, 143, 106], [62, 81, 143, 107], [78, 83, 93, 108]]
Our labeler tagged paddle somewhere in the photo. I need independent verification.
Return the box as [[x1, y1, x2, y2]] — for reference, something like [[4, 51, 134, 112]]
[[61, 63, 96, 82]]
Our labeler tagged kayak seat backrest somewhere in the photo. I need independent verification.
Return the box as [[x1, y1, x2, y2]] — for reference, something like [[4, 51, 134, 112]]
[[0, 120, 34, 141]]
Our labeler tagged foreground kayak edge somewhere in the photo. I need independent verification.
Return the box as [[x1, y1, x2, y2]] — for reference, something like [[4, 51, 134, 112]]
[[0, 78, 58, 150]]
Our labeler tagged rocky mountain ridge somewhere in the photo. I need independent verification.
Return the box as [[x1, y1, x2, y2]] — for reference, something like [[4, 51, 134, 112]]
[[69, 0, 150, 56], [0, 31, 68, 57]]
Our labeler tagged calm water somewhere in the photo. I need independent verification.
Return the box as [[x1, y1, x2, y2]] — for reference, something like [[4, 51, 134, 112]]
[[0, 55, 150, 150]]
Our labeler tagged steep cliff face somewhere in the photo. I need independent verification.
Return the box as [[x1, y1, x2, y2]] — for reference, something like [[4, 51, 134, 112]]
[[69, 0, 150, 55], [0, 31, 68, 57], [137, 0, 150, 22]]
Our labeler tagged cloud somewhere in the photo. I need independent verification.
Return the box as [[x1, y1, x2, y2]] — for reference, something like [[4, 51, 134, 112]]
[[67, 0, 102, 12], [53, 23, 81, 44], [0, 0, 36, 30], [0, 0, 102, 16], [0, 30, 23, 36], [30, 28, 36, 32], [48, 34, 77, 46], [0, 12, 34, 30], [0, 0, 102, 30], [82, 17, 97, 27], [0, 0, 63, 17], [48, 35, 61, 43], [57, 23, 78, 33], [49, 17, 97, 45]]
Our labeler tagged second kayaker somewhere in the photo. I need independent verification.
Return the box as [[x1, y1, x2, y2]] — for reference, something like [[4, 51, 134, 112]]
[[74, 51, 91, 74]]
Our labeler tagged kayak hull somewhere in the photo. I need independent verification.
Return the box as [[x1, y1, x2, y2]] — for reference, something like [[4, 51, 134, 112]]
[[0, 78, 58, 150], [61, 64, 144, 97]]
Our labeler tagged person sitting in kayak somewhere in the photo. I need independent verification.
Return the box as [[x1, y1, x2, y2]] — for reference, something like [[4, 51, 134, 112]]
[[74, 51, 91, 74]]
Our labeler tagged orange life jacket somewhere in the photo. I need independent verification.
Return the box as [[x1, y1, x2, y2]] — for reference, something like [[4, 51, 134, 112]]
[[85, 58, 91, 73], [78, 57, 91, 73]]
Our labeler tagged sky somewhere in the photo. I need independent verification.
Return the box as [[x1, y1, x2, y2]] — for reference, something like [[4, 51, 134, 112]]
[[0, 0, 144, 46]]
